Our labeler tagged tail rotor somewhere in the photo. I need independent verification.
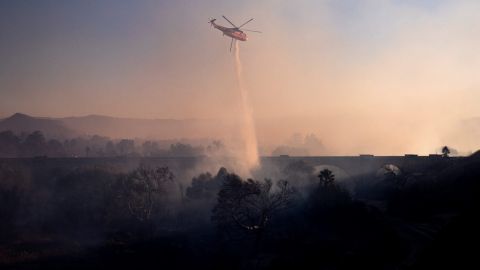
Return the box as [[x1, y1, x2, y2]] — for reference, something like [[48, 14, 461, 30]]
[[208, 18, 216, 27]]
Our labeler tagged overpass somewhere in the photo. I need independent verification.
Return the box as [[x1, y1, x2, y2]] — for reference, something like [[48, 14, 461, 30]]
[[0, 155, 460, 179], [261, 155, 458, 176]]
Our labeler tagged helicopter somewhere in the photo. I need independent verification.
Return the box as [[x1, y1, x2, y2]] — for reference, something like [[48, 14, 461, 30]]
[[209, 15, 261, 51]]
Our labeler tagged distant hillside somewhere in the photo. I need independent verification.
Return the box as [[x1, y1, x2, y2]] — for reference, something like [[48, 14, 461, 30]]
[[0, 113, 77, 139], [0, 113, 233, 140], [60, 115, 233, 139]]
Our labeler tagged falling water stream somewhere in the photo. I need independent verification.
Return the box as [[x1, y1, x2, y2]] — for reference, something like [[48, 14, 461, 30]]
[[234, 42, 259, 175]]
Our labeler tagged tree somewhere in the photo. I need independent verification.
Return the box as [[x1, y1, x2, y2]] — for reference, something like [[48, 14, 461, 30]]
[[212, 173, 296, 242], [318, 169, 335, 187], [117, 139, 135, 156], [442, 146, 451, 158], [142, 141, 161, 156], [0, 131, 20, 157], [119, 165, 175, 222], [308, 169, 352, 219], [169, 143, 204, 157], [186, 167, 228, 201], [105, 141, 116, 156], [22, 130, 47, 156], [47, 139, 65, 157], [206, 140, 225, 154], [186, 172, 214, 200]]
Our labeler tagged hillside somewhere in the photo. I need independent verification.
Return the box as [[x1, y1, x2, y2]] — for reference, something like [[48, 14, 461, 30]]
[[61, 115, 232, 139], [0, 113, 77, 139], [0, 113, 232, 140]]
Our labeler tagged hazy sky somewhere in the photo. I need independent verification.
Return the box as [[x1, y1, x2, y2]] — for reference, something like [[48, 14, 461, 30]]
[[1, 0, 479, 154]]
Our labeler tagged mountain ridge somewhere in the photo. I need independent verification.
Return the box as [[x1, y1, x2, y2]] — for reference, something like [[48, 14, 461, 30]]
[[0, 113, 77, 139], [0, 113, 232, 140]]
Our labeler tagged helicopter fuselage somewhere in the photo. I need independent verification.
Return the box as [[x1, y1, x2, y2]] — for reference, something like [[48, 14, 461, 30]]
[[212, 23, 247, 41]]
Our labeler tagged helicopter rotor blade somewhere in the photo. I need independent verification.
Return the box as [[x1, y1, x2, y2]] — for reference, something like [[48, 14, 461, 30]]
[[222, 15, 238, 28], [242, 29, 262, 33], [238, 18, 254, 28]]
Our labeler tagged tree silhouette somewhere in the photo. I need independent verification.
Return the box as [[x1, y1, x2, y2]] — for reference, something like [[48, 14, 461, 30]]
[[186, 167, 228, 201], [212, 174, 296, 242], [117, 139, 135, 156], [23, 130, 46, 156], [119, 165, 175, 222], [0, 131, 20, 157], [442, 146, 451, 158], [47, 139, 65, 157], [318, 169, 335, 187]]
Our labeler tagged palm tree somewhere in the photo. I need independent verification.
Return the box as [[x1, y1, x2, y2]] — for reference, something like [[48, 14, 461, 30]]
[[318, 169, 335, 187], [442, 146, 451, 158]]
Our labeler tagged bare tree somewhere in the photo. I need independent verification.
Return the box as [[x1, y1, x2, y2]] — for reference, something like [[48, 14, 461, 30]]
[[119, 165, 174, 222], [212, 174, 296, 241]]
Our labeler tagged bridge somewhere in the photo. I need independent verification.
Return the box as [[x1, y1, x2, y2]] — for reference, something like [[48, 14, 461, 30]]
[[261, 155, 457, 176], [0, 155, 459, 180]]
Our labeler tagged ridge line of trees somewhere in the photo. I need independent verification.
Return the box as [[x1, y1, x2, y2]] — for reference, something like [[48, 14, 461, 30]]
[[0, 130, 224, 158]]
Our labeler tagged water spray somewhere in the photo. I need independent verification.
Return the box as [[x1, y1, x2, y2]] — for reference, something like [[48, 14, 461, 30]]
[[234, 42, 259, 175]]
